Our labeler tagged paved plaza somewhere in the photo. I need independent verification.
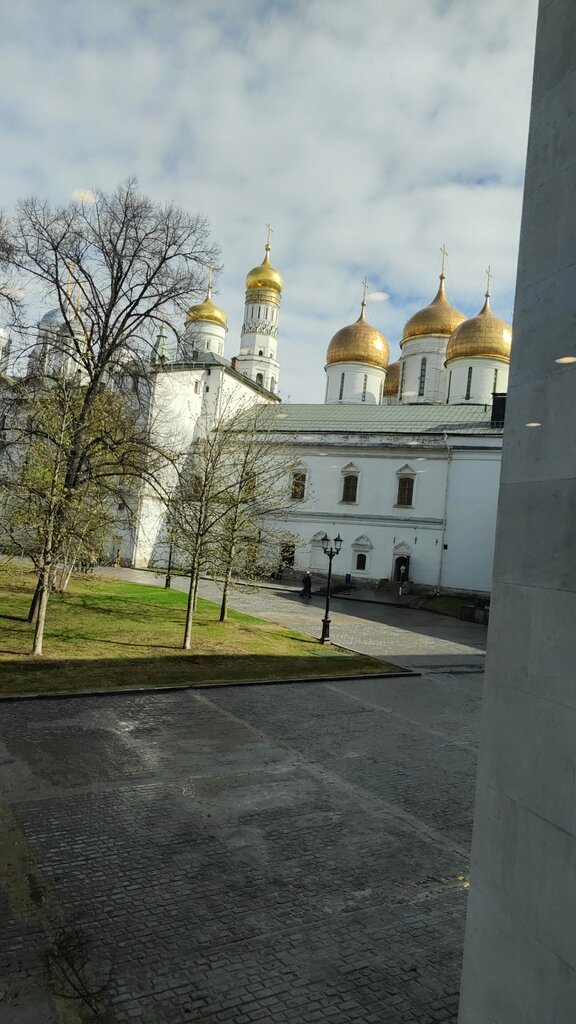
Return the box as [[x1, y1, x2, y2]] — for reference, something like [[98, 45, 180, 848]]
[[0, 658, 482, 1023]]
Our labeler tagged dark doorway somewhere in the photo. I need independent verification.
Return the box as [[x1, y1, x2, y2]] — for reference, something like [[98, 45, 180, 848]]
[[394, 555, 410, 581]]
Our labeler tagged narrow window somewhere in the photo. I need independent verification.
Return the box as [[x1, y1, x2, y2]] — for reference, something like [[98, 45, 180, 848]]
[[339, 372, 345, 400], [194, 381, 200, 394], [399, 360, 406, 400], [270, 376, 276, 392], [342, 474, 358, 503], [493, 367, 498, 393], [447, 370, 452, 403], [204, 385, 210, 393], [259, 349, 263, 356], [378, 380, 383, 405], [361, 374, 367, 402], [356, 552, 366, 570], [418, 357, 427, 397], [291, 471, 306, 500], [465, 365, 473, 400], [397, 477, 414, 506], [256, 372, 264, 387], [258, 306, 261, 317]]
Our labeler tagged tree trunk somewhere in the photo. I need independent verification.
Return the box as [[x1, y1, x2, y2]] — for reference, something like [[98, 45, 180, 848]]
[[61, 562, 75, 592], [182, 564, 195, 650], [27, 578, 42, 623], [219, 547, 234, 622], [32, 574, 50, 656]]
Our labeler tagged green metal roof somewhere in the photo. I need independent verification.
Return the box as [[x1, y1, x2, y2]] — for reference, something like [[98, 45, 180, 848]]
[[252, 402, 502, 435]]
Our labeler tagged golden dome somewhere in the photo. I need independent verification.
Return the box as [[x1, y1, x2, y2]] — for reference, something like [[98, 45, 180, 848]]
[[445, 293, 512, 363], [401, 275, 466, 343], [186, 283, 228, 328], [245, 241, 283, 293], [383, 358, 401, 396], [326, 303, 389, 369]]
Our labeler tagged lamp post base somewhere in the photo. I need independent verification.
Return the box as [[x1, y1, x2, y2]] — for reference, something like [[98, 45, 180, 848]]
[[320, 617, 331, 643]]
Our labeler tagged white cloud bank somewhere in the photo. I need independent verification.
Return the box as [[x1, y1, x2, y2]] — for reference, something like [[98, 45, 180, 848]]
[[0, 0, 538, 400]]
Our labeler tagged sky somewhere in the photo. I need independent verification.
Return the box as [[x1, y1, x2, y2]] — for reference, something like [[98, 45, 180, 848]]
[[0, 0, 538, 402]]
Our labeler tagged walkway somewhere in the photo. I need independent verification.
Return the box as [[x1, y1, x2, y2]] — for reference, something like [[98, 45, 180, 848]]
[[99, 567, 487, 671]]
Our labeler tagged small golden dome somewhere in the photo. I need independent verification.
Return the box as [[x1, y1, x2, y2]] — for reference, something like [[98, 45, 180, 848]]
[[383, 358, 401, 396], [401, 275, 466, 343], [445, 293, 512, 363], [326, 303, 389, 369], [246, 241, 283, 293], [186, 283, 228, 328]]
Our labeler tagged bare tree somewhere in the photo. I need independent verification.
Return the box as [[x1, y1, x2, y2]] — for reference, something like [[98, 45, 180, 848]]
[[0, 180, 218, 655]]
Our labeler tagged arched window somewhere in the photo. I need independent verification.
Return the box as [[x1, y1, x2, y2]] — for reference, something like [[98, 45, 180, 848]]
[[356, 552, 366, 570], [291, 471, 307, 500], [465, 366, 473, 400], [256, 372, 264, 387], [258, 349, 263, 356], [493, 367, 498, 393], [342, 474, 358, 503], [339, 372, 345, 400], [418, 357, 427, 397], [361, 374, 368, 402]]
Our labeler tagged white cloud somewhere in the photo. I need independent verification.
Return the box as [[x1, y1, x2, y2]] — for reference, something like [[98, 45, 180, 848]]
[[71, 188, 97, 203], [0, 0, 538, 401], [368, 293, 389, 303]]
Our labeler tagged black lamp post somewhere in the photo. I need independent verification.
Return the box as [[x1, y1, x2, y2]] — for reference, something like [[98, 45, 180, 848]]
[[320, 532, 343, 643]]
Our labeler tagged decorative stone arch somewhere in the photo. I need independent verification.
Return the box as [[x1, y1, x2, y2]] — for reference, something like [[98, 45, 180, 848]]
[[352, 534, 373, 573], [310, 530, 327, 570], [392, 541, 412, 582]]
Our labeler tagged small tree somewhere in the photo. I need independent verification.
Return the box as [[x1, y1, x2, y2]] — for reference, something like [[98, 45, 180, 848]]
[[0, 180, 218, 655]]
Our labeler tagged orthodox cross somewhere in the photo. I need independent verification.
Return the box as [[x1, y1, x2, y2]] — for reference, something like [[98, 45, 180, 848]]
[[485, 264, 493, 295], [440, 243, 448, 276], [266, 223, 273, 247], [361, 277, 369, 305]]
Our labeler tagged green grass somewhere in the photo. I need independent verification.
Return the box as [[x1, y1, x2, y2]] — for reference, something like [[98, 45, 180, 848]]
[[0, 568, 402, 695]]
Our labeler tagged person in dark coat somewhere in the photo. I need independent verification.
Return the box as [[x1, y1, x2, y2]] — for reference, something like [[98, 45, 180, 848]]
[[300, 571, 312, 598]]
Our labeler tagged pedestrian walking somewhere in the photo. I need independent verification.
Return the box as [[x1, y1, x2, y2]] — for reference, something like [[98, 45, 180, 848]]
[[300, 570, 312, 598]]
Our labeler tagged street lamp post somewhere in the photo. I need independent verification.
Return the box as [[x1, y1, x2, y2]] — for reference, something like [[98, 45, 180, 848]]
[[320, 533, 343, 643]]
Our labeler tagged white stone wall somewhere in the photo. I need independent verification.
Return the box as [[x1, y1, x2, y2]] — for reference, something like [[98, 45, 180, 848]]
[[325, 362, 386, 404], [180, 319, 226, 359], [459, 2, 576, 1018], [441, 452, 501, 592], [398, 335, 449, 403], [446, 357, 509, 405]]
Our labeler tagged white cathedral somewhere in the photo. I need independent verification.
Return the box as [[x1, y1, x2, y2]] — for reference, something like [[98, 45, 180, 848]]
[[128, 233, 512, 596], [2, 234, 512, 595]]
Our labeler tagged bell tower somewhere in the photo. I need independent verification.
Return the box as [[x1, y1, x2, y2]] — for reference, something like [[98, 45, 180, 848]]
[[234, 226, 282, 394]]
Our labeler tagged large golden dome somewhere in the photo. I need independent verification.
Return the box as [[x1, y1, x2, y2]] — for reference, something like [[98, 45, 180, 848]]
[[326, 303, 389, 369], [383, 358, 401, 396], [246, 242, 283, 293], [187, 284, 227, 328], [401, 275, 466, 344], [445, 294, 512, 363]]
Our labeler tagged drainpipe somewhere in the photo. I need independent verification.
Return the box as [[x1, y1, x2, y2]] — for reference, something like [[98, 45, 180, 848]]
[[436, 432, 452, 593]]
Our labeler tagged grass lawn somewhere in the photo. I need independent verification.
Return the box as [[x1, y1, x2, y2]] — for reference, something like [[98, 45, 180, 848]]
[[0, 568, 402, 696]]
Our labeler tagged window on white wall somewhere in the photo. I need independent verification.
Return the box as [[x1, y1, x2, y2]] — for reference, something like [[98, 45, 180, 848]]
[[493, 367, 498, 393], [399, 360, 406, 399], [465, 366, 473, 400], [339, 372, 345, 400], [447, 370, 452, 403], [256, 372, 264, 387], [418, 357, 427, 397], [356, 552, 366, 570], [361, 374, 367, 402], [291, 471, 307, 500], [342, 474, 358, 503], [396, 464, 416, 507], [352, 534, 372, 572]]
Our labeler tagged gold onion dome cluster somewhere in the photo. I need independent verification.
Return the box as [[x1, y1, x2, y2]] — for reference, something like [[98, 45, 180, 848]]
[[445, 293, 512, 363], [245, 242, 283, 293], [401, 275, 466, 343], [383, 358, 401, 395], [186, 284, 228, 328], [326, 303, 389, 369]]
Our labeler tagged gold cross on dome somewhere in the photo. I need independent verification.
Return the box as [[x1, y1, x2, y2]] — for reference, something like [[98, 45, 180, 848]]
[[440, 243, 448, 276], [485, 264, 493, 295], [361, 277, 369, 304], [266, 223, 273, 246]]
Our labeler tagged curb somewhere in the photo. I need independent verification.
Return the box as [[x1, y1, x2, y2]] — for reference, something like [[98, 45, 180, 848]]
[[0, 668, 419, 702]]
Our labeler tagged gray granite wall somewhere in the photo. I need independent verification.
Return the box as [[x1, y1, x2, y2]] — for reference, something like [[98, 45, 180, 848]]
[[459, 1, 576, 1020]]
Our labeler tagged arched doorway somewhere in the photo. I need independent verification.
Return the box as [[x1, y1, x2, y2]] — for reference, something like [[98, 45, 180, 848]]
[[394, 555, 410, 581]]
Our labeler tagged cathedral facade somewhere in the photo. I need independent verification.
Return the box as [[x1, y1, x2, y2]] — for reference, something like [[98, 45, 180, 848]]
[[132, 236, 512, 595]]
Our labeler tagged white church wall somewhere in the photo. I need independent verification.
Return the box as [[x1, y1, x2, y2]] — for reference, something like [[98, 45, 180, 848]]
[[446, 357, 510, 405], [325, 362, 386, 404], [440, 452, 501, 592], [399, 336, 449, 404]]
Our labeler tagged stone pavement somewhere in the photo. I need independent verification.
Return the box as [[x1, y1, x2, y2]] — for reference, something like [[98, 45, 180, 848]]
[[99, 568, 487, 672], [0, 670, 482, 1023]]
